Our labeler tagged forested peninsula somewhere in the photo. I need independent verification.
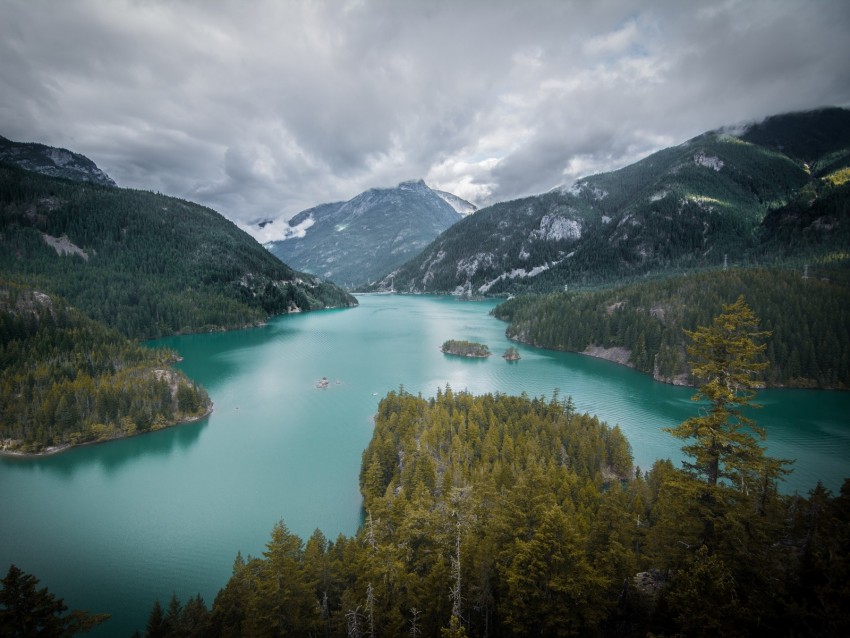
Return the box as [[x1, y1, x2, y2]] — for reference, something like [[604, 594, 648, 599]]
[[2, 272, 848, 636], [0, 157, 356, 454], [493, 266, 850, 389], [0, 283, 210, 455]]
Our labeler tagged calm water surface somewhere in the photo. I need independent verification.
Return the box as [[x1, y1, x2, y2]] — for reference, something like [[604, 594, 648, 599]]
[[1, 294, 848, 635]]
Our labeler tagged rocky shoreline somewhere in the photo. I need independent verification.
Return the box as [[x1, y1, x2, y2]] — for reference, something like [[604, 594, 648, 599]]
[[0, 404, 214, 459]]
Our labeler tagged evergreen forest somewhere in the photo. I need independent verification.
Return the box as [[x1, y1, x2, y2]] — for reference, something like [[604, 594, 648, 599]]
[[493, 267, 850, 389], [370, 108, 850, 297], [132, 384, 849, 636], [1, 114, 849, 636], [0, 283, 210, 453], [0, 159, 355, 453], [111, 298, 847, 638], [441, 340, 492, 358], [0, 163, 356, 340]]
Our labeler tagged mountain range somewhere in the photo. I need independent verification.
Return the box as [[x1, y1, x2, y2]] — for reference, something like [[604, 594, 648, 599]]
[[263, 179, 475, 289], [365, 107, 850, 295]]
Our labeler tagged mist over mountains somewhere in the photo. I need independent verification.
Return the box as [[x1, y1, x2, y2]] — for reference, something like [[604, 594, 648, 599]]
[[367, 107, 850, 295]]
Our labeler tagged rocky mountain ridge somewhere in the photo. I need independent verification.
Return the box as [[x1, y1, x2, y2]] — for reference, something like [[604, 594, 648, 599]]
[[0, 135, 116, 186], [367, 107, 850, 295], [265, 179, 473, 288]]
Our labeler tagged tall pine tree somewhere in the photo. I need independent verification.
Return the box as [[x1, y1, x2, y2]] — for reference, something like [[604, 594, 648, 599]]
[[665, 295, 783, 491]]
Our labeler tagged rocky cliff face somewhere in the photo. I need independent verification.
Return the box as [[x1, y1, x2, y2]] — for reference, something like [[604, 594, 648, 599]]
[[0, 135, 116, 186]]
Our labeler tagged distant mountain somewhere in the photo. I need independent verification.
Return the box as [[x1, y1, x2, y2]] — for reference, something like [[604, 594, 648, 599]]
[[264, 180, 473, 288], [368, 107, 850, 295], [0, 135, 116, 186], [433, 188, 478, 215], [0, 161, 357, 339]]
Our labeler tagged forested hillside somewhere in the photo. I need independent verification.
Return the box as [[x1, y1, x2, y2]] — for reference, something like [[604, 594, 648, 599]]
[[139, 386, 850, 637], [0, 143, 355, 453], [493, 267, 850, 389], [0, 163, 357, 339], [0, 283, 210, 453], [368, 108, 850, 295]]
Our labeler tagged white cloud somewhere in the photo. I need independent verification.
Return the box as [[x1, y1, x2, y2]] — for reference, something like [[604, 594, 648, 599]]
[[1, 0, 848, 242]]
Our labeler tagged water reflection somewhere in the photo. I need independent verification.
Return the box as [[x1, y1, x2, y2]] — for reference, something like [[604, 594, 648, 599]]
[[150, 322, 286, 388], [2, 417, 209, 478]]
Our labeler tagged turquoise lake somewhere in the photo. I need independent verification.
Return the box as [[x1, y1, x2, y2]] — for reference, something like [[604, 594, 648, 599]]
[[1, 294, 849, 635]]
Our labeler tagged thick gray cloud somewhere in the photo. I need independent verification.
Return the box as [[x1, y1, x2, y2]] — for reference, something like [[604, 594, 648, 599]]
[[2, 0, 849, 241]]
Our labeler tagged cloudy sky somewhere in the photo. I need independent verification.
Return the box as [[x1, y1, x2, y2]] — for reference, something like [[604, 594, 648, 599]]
[[2, 0, 849, 241]]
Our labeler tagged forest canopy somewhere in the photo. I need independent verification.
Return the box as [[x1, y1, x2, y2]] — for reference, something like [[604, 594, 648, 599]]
[[440, 339, 491, 358], [0, 163, 356, 340], [493, 266, 850, 389], [131, 301, 850, 637], [0, 282, 210, 453]]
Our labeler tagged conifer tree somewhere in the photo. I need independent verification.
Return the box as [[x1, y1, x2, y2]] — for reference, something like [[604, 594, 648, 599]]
[[0, 564, 110, 636], [665, 295, 779, 490]]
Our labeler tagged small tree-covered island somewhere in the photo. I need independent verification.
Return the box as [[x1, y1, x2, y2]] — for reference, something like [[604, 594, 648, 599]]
[[502, 346, 521, 361], [441, 339, 491, 358]]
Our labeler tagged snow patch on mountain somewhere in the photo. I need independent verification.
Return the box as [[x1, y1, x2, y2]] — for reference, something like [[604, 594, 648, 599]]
[[434, 189, 477, 215], [477, 260, 561, 293]]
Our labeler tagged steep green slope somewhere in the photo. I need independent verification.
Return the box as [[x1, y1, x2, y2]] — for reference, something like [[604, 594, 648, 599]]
[[739, 106, 850, 172], [370, 108, 850, 295], [493, 267, 850, 389], [0, 283, 210, 454], [0, 163, 357, 338]]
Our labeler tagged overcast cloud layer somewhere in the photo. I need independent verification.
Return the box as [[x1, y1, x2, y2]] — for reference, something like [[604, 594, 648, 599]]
[[2, 0, 849, 241]]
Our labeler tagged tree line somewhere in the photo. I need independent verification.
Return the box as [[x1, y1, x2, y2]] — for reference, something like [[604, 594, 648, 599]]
[[493, 266, 850, 389], [0, 283, 210, 453], [0, 163, 356, 340], [441, 340, 491, 358], [128, 298, 845, 637]]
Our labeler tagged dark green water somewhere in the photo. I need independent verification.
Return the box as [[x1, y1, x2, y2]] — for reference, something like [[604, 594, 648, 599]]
[[1, 294, 848, 635]]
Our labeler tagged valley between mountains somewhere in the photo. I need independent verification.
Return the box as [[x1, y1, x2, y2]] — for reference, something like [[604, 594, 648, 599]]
[[1, 108, 849, 638]]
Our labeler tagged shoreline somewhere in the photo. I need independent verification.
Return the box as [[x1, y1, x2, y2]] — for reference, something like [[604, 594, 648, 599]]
[[509, 336, 843, 391], [0, 404, 214, 460]]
